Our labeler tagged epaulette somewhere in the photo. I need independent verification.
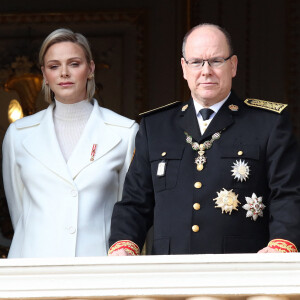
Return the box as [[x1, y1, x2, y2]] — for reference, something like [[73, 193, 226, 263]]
[[139, 101, 182, 117], [244, 98, 288, 114]]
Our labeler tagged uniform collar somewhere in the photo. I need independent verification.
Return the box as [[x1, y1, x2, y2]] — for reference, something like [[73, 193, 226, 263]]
[[179, 91, 241, 143], [193, 92, 231, 121], [200, 92, 240, 141]]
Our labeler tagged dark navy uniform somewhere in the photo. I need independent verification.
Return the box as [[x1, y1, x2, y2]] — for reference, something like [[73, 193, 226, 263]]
[[109, 92, 300, 254]]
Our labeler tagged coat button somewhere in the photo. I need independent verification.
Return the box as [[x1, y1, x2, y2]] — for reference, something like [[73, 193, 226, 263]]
[[69, 227, 76, 234], [194, 182, 202, 189], [238, 150, 243, 156], [66, 226, 76, 234], [192, 225, 199, 232], [161, 152, 167, 157], [193, 203, 201, 210], [71, 190, 78, 197]]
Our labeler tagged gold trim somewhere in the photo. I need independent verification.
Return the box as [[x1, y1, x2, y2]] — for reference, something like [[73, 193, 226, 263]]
[[268, 238, 298, 253], [139, 101, 181, 116], [108, 240, 140, 256], [244, 98, 288, 113], [182, 104, 188, 112]]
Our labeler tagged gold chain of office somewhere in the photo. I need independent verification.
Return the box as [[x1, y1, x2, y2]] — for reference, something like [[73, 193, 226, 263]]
[[184, 131, 222, 171]]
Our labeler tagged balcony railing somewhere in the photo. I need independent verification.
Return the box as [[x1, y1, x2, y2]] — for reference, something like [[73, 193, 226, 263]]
[[0, 253, 300, 299]]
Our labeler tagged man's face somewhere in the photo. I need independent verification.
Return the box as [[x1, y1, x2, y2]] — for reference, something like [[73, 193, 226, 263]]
[[181, 26, 238, 107]]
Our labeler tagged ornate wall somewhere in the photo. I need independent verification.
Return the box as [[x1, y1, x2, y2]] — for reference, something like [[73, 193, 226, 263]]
[[0, 0, 186, 257]]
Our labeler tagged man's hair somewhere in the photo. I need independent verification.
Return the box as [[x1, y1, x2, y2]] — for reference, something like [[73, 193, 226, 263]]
[[39, 28, 95, 104], [182, 23, 234, 58]]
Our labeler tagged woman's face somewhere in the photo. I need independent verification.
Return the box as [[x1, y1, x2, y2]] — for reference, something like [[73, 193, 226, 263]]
[[42, 41, 95, 104]]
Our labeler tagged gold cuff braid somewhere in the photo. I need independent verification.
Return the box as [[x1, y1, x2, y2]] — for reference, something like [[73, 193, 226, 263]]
[[268, 238, 298, 253], [108, 240, 140, 256]]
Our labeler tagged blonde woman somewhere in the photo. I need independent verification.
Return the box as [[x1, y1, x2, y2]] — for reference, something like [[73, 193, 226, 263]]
[[2, 28, 138, 258]]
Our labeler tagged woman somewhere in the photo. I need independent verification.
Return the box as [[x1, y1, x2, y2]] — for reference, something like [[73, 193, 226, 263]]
[[2, 28, 138, 258]]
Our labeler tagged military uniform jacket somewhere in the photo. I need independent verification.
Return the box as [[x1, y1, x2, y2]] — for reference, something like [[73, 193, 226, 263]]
[[109, 92, 300, 254]]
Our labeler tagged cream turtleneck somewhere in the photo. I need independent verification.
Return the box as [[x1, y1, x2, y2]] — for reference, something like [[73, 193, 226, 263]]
[[53, 99, 93, 161]]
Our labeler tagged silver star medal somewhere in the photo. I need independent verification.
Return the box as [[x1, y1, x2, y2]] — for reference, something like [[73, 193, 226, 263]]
[[231, 159, 250, 182], [242, 193, 265, 221], [213, 188, 240, 215]]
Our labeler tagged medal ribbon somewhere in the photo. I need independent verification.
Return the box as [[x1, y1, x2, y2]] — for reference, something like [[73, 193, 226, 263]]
[[90, 144, 97, 161]]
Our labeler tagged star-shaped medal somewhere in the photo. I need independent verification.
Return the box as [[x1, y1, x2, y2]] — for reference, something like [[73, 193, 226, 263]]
[[213, 188, 240, 215], [231, 159, 250, 182], [242, 193, 265, 221]]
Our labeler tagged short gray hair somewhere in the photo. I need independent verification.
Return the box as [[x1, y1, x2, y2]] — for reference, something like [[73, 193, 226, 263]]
[[39, 28, 95, 104], [182, 23, 234, 58]]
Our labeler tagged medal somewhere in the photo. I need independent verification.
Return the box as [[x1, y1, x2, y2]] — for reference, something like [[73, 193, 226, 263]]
[[242, 193, 265, 221], [231, 159, 250, 182], [213, 188, 240, 215], [185, 131, 222, 171]]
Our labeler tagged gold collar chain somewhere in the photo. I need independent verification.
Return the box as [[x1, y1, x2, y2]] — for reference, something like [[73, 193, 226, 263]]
[[185, 131, 222, 171]]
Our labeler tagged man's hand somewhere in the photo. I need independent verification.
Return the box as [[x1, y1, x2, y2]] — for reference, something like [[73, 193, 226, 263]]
[[108, 248, 132, 256], [258, 246, 278, 253]]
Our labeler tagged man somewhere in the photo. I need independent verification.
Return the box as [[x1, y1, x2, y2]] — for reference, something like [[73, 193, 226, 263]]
[[108, 23, 300, 256]]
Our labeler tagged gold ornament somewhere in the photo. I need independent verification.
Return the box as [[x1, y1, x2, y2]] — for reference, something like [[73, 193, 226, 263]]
[[213, 188, 240, 215], [197, 164, 203, 171], [185, 131, 222, 171], [244, 98, 287, 114], [182, 104, 188, 111], [228, 104, 239, 111]]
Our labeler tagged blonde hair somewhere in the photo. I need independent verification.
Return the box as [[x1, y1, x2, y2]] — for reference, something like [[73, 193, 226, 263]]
[[39, 28, 95, 104]]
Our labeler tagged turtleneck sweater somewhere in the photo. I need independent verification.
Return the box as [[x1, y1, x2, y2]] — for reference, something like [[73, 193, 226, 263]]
[[53, 99, 93, 162]]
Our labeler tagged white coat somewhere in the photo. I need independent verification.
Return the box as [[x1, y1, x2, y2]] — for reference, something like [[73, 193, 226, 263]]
[[2, 99, 138, 258]]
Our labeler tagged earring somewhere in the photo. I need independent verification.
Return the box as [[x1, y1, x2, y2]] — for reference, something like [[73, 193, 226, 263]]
[[88, 73, 94, 80]]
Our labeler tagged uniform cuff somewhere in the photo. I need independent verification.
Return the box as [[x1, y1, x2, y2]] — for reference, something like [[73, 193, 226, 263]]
[[268, 239, 298, 253], [108, 240, 140, 256]]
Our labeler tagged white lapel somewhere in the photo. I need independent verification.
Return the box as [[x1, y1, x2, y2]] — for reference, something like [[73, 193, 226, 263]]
[[22, 105, 73, 184], [66, 100, 121, 179]]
